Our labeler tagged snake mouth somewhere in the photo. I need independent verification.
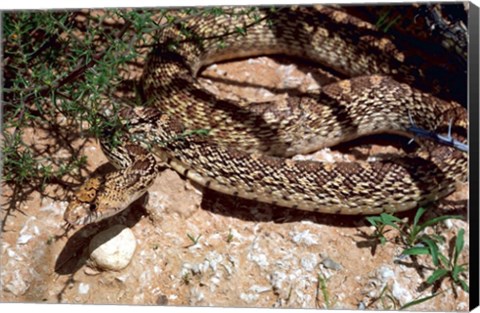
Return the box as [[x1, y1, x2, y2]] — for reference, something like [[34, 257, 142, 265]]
[[64, 201, 99, 227]]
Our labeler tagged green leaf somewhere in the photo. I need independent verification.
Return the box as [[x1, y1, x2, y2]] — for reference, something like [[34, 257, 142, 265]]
[[402, 246, 430, 256], [400, 292, 441, 310], [380, 236, 387, 245], [380, 212, 401, 223], [459, 280, 469, 292], [379, 213, 402, 230], [366, 216, 379, 227], [421, 237, 440, 266], [413, 207, 426, 228], [375, 9, 390, 29], [429, 234, 446, 244], [383, 15, 401, 33], [452, 264, 468, 281], [452, 265, 461, 281], [453, 229, 465, 265], [186, 233, 201, 245], [235, 26, 246, 36], [418, 215, 463, 230], [317, 272, 330, 308], [438, 253, 449, 267], [426, 269, 449, 284]]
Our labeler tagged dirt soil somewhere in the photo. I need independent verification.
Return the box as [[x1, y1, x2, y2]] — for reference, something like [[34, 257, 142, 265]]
[[1, 54, 469, 310]]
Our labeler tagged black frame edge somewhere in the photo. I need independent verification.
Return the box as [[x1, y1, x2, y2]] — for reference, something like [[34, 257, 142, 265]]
[[469, 1, 480, 311]]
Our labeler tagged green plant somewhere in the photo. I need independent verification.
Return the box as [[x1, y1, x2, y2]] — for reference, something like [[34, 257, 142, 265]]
[[2, 6, 271, 182], [369, 284, 399, 310], [186, 233, 202, 246], [367, 283, 442, 310], [226, 229, 234, 243], [315, 272, 333, 309], [366, 207, 462, 249], [365, 213, 403, 245], [404, 229, 469, 292], [2, 10, 142, 189], [399, 207, 461, 247], [2, 7, 267, 229], [375, 8, 401, 32], [399, 292, 443, 310], [181, 272, 191, 285], [365, 208, 468, 294]]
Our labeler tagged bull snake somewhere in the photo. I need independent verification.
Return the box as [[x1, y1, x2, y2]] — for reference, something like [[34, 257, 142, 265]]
[[64, 6, 468, 226]]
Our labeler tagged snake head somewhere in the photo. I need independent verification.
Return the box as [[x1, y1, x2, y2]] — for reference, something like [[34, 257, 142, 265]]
[[64, 200, 99, 227], [64, 177, 102, 226]]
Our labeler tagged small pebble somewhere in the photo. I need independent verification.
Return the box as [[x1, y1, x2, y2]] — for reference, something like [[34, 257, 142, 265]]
[[240, 292, 259, 303], [215, 69, 227, 76], [78, 283, 90, 295], [378, 266, 395, 281], [444, 219, 453, 229], [358, 301, 366, 310], [392, 281, 412, 304], [301, 253, 318, 272], [156, 294, 168, 305], [250, 285, 271, 294], [322, 257, 342, 271], [17, 234, 33, 245]]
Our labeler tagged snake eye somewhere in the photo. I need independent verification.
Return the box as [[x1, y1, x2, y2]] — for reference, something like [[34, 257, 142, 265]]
[[90, 203, 97, 212]]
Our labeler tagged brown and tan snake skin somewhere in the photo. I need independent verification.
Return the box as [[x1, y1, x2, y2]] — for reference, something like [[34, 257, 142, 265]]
[[64, 6, 468, 226]]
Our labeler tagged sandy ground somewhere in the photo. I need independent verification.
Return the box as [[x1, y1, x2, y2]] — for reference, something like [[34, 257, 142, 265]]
[[1, 54, 469, 310]]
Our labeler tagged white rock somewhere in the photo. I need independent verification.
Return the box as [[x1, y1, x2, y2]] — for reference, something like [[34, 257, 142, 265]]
[[17, 217, 38, 245], [443, 219, 454, 229], [4, 269, 30, 296], [206, 251, 223, 271], [378, 266, 395, 281], [392, 281, 413, 304], [6, 248, 23, 261], [250, 284, 271, 293], [115, 274, 129, 282], [322, 257, 342, 271], [457, 302, 468, 310], [17, 234, 33, 245], [306, 73, 321, 90], [210, 276, 221, 286], [269, 271, 287, 291], [240, 292, 259, 303], [300, 253, 318, 272], [258, 88, 274, 98], [89, 225, 137, 271], [248, 252, 269, 268], [190, 287, 205, 304], [215, 69, 226, 76], [78, 282, 90, 294], [291, 229, 318, 246]]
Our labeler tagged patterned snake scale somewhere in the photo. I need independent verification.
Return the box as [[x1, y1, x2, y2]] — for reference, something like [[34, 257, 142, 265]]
[[64, 5, 468, 226]]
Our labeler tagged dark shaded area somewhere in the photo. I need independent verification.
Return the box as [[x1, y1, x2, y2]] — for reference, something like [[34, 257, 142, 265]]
[[54, 194, 147, 276], [467, 2, 480, 310], [343, 3, 468, 105]]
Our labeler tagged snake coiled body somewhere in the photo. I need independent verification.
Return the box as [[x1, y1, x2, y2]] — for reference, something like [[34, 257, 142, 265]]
[[64, 6, 468, 225]]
